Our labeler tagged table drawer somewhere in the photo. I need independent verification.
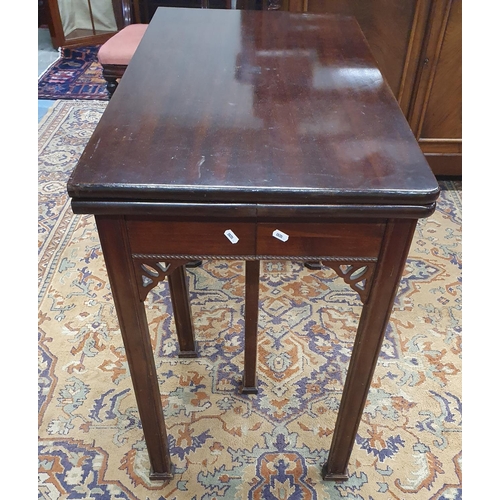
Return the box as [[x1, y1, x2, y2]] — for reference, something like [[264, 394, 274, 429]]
[[256, 222, 385, 258], [126, 220, 256, 256]]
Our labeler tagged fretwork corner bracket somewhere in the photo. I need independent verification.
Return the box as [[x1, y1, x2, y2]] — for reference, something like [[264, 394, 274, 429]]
[[324, 262, 376, 304], [132, 259, 190, 301], [131, 254, 376, 303]]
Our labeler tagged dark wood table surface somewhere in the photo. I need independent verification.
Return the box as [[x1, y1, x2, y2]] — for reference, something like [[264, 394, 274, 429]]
[[67, 7, 440, 482]]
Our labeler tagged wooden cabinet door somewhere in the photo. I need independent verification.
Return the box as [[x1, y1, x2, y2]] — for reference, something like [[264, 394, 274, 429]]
[[286, 0, 421, 103], [407, 0, 462, 175], [286, 0, 461, 176]]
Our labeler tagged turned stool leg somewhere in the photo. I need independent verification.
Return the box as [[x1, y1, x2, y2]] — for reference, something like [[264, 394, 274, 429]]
[[103, 77, 118, 98]]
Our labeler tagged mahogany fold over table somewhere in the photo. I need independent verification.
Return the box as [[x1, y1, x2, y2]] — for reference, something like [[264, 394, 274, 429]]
[[67, 7, 440, 481]]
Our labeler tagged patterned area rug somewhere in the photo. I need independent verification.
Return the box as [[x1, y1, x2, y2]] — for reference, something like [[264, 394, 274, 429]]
[[38, 100, 462, 499], [38, 46, 108, 100]]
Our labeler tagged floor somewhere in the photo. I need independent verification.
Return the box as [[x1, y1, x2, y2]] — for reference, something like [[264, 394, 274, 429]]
[[38, 28, 59, 122]]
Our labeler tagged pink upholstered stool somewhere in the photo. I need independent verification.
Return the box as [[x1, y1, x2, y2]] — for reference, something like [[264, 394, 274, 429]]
[[97, 24, 148, 98]]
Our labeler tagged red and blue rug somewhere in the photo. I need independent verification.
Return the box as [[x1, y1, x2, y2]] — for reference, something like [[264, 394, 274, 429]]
[[38, 46, 109, 100]]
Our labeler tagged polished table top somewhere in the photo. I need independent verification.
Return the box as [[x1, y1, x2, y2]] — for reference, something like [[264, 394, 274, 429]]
[[67, 8, 439, 209]]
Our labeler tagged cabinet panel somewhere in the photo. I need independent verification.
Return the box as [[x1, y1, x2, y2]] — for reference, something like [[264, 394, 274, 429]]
[[406, 0, 461, 175], [296, 0, 418, 99], [300, 0, 461, 176], [420, 0, 461, 139]]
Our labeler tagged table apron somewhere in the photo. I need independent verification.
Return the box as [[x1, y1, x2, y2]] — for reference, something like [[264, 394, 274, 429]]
[[126, 220, 385, 259]]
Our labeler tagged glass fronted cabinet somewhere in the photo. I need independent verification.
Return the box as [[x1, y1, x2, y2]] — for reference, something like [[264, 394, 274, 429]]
[[47, 0, 128, 48]]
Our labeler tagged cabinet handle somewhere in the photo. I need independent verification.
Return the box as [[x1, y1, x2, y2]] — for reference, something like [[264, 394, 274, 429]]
[[272, 229, 289, 242], [224, 229, 239, 244]]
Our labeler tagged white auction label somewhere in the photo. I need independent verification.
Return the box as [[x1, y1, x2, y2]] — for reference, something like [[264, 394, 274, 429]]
[[224, 229, 239, 244], [272, 229, 289, 242]]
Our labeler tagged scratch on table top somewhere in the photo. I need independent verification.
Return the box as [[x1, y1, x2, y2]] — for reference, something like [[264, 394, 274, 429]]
[[88, 138, 101, 159], [197, 156, 205, 178]]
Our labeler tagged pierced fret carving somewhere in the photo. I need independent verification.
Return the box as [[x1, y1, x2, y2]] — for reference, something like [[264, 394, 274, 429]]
[[131, 255, 377, 303], [325, 262, 376, 304], [133, 259, 189, 301]]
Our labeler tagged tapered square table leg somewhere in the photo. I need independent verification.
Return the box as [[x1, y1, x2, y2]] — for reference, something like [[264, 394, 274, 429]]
[[242, 260, 260, 394], [168, 265, 198, 358], [95, 215, 173, 481], [322, 220, 417, 481]]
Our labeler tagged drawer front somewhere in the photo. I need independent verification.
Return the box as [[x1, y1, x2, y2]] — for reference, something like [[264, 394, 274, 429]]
[[126, 220, 256, 256], [256, 222, 385, 258]]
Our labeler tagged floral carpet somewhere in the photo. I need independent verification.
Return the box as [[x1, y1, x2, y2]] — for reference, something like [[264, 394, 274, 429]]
[[38, 100, 462, 499], [38, 46, 108, 101]]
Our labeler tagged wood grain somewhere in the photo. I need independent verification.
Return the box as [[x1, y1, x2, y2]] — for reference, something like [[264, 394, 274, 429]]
[[68, 8, 439, 208]]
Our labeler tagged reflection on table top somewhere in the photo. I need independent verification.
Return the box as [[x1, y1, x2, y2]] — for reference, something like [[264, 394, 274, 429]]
[[68, 8, 439, 207]]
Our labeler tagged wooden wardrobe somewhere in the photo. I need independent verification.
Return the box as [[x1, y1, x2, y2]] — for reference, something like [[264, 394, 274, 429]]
[[283, 0, 462, 176]]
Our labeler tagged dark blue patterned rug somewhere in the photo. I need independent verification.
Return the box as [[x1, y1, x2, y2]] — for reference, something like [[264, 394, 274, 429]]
[[38, 46, 108, 100]]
